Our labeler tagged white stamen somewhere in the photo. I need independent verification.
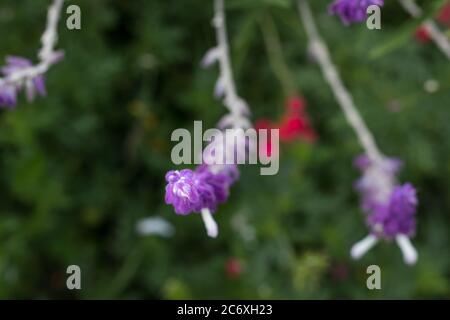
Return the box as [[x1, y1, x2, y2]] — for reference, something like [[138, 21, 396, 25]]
[[396, 234, 418, 265], [351, 234, 378, 260], [201, 208, 219, 238]]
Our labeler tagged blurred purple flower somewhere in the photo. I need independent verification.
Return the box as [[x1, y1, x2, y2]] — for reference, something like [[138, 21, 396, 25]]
[[369, 183, 418, 239], [352, 153, 419, 264], [353, 154, 418, 240], [165, 169, 200, 215], [329, 0, 384, 25], [165, 165, 238, 215], [0, 56, 47, 108], [0, 84, 17, 108], [354, 154, 402, 214]]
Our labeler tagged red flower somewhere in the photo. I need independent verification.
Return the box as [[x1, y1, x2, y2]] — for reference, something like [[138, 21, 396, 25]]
[[279, 96, 317, 143], [254, 96, 317, 157], [329, 262, 349, 282], [286, 95, 305, 114], [225, 258, 243, 279], [415, 3, 450, 44], [437, 3, 450, 27], [255, 96, 317, 158], [414, 26, 431, 43]]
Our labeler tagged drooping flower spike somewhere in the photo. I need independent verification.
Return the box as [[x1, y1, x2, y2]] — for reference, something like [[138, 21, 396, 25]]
[[351, 155, 418, 265], [297, 0, 419, 264], [0, 0, 65, 108], [164, 0, 253, 238], [329, 0, 384, 25], [165, 165, 239, 237]]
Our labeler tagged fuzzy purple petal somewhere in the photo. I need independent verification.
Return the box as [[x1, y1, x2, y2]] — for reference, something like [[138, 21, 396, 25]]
[[165, 165, 239, 215], [329, 0, 384, 25], [0, 84, 18, 108], [33, 75, 47, 97], [368, 183, 418, 238]]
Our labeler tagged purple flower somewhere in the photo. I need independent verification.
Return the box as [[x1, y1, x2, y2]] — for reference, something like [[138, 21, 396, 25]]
[[353, 155, 418, 239], [0, 56, 47, 108], [195, 165, 238, 206], [351, 154, 419, 264], [329, 0, 384, 25], [368, 183, 418, 239], [202, 127, 255, 166], [0, 84, 18, 108], [165, 165, 238, 215], [354, 154, 402, 213], [165, 169, 200, 215]]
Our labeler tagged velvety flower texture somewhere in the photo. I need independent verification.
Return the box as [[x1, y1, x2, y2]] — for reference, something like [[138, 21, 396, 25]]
[[354, 154, 402, 213], [165, 165, 238, 215], [0, 56, 47, 108], [353, 154, 418, 239], [329, 0, 384, 25], [368, 183, 418, 239]]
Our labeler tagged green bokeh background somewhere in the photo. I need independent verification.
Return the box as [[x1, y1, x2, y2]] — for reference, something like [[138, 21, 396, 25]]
[[0, 0, 449, 299]]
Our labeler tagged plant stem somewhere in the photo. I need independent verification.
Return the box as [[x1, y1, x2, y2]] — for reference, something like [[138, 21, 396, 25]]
[[0, 0, 65, 87], [398, 0, 450, 60], [213, 0, 249, 116], [297, 0, 384, 165], [259, 13, 297, 98]]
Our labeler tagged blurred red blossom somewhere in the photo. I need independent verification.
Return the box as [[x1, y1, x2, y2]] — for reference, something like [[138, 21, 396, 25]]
[[225, 258, 243, 279], [414, 2, 450, 43], [255, 96, 317, 157], [414, 26, 431, 43], [279, 96, 317, 143], [329, 262, 349, 282], [437, 3, 450, 27]]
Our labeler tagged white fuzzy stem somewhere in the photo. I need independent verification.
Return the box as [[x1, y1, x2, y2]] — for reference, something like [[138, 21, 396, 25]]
[[422, 21, 450, 60], [396, 234, 418, 265], [351, 234, 379, 259], [399, 0, 450, 60], [0, 0, 65, 87], [398, 0, 422, 17], [39, 0, 65, 61], [212, 0, 249, 117], [297, 0, 384, 165], [201, 208, 219, 238]]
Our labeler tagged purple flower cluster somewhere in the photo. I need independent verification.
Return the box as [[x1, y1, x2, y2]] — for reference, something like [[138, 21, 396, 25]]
[[354, 154, 402, 213], [354, 155, 418, 239], [329, 0, 384, 25], [0, 56, 54, 108], [368, 183, 417, 238], [165, 164, 239, 215]]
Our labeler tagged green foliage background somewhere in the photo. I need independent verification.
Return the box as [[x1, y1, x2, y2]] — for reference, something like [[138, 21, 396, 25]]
[[0, 0, 449, 299]]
